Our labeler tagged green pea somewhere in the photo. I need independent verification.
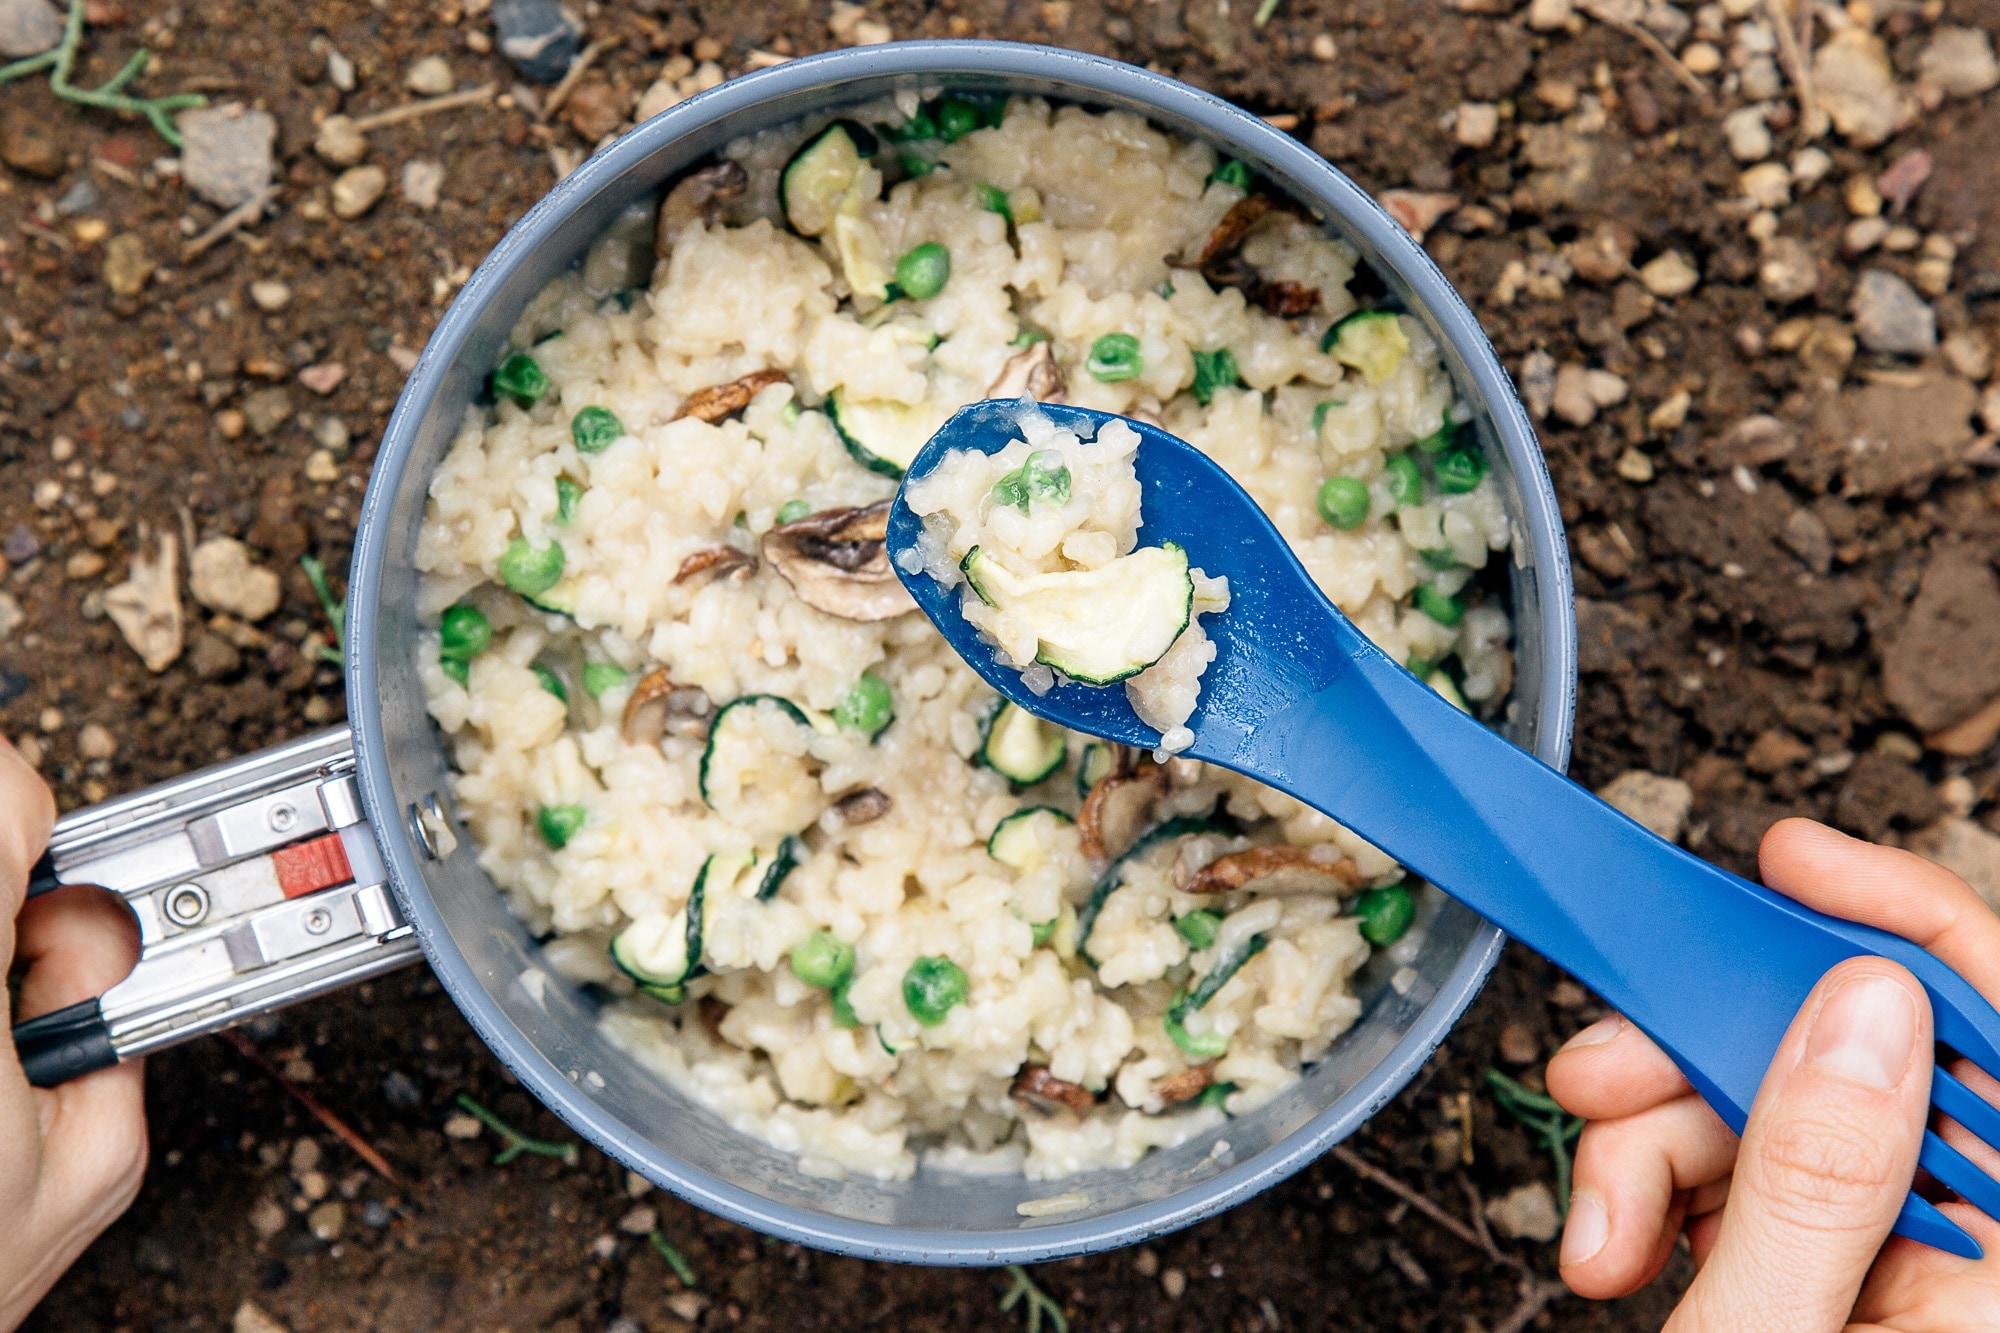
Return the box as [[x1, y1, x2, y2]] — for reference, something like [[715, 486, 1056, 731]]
[[1434, 445, 1488, 494], [894, 110, 938, 141], [1030, 918, 1056, 947], [936, 97, 983, 142], [830, 979, 860, 1029], [537, 804, 587, 849], [790, 930, 856, 990], [1010, 327, 1050, 347], [493, 353, 548, 409], [1413, 422, 1459, 453], [1087, 332, 1144, 383], [1024, 450, 1071, 504], [891, 241, 951, 301], [902, 956, 969, 1026], [438, 604, 492, 661], [532, 664, 568, 703], [571, 405, 623, 453], [1355, 884, 1416, 946], [582, 662, 628, 698], [441, 657, 469, 688], [1312, 399, 1347, 437], [990, 467, 1030, 511], [976, 182, 1012, 220], [1174, 909, 1222, 950], [1190, 347, 1241, 406], [900, 152, 935, 178], [1197, 1081, 1237, 1111], [1405, 654, 1436, 679], [1208, 158, 1253, 191], [1384, 454, 1424, 506], [775, 499, 812, 525], [833, 672, 894, 737], [556, 476, 582, 525], [1316, 476, 1371, 531], [1419, 547, 1460, 571], [1415, 584, 1463, 627], [499, 536, 565, 596]]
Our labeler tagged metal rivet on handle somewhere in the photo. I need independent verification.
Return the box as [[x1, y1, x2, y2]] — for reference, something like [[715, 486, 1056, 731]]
[[304, 908, 332, 935], [268, 802, 298, 833], [408, 792, 452, 860], [162, 883, 210, 927]]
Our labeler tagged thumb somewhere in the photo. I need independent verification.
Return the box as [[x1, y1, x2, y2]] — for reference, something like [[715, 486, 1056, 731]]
[[1672, 958, 1932, 1332]]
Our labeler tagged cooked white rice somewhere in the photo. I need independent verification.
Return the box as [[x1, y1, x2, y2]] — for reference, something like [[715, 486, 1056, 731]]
[[415, 98, 1515, 1182]]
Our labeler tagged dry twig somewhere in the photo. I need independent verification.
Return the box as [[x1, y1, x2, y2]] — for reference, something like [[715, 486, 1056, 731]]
[[181, 185, 279, 261], [350, 82, 497, 132], [1329, 1145, 1524, 1271], [537, 40, 612, 124], [1764, 0, 1830, 137], [1590, 7, 1712, 100], [219, 1029, 404, 1185], [1495, 1277, 1571, 1333]]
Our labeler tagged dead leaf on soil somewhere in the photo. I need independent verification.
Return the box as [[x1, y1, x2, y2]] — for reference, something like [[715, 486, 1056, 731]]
[[105, 528, 183, 672]]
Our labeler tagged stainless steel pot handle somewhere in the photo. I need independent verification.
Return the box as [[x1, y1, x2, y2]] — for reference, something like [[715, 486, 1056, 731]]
[[11, 727, 424, 1086]]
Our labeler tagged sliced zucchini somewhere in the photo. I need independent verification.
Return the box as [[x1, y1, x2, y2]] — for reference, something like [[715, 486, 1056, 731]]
[[698, 695, 820, 826], [757, 834, 806, 901], [781, 119, 878, 237], [1321, 310, 1408, 385], [986, 805, 1074, 870], [1076, 742, 1119, 799], [610, 878, 709, 997], [826, 390, 945, 477], [1162, 930, 1269, 1059], [961, 544, 1193, 686], [979, 701, 1066, 787], [1076, 813, 1232, 962]]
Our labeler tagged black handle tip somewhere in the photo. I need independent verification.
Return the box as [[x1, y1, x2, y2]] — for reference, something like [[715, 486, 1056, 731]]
[[13, 998, 117, 1087]]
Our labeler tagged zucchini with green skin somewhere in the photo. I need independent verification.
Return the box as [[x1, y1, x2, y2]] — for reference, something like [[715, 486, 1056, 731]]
[[826, 391, 947, 477], [697, 694, 813, 809], [986, 805, 1073, 869], [1320, 310, 1408, 385], [979, 701, 1067, 787], [609, 858, 718, 998], [960, 543, 1193, 685], [781, 120, 878, 237], [1076, 742, 1119, 799], [757, 835, 806, 901], [1075, 813, 1233, 961], [1163, 931, 1269, 1059]]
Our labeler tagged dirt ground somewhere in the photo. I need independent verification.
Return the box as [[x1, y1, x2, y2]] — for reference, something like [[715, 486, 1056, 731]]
[[4, 0, 1999, 1327]]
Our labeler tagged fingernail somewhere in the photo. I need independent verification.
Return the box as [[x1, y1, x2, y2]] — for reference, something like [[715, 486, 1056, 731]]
[[1561, 1188, 1609, 1267], [1562, 1015, 1623, 1051], [1806, 975, 1917, 1092]]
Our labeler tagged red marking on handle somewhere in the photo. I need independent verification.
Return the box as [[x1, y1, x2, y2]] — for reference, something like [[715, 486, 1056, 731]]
[[272, 833, 353, 899]]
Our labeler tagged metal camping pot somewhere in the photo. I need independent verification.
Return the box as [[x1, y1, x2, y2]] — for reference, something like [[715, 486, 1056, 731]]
[[15, 41, 1576, 1264]]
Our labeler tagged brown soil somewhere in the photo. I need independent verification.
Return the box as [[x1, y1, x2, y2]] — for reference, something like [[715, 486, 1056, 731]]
[[5, 0, 1998, 1327]]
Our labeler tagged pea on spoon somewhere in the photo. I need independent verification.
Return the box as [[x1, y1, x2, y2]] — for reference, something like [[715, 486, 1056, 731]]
[[886, 398, 2000, 1260]]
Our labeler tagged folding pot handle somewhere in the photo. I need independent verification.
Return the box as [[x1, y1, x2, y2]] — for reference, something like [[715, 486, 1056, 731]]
[[9, 726, 425, 1087]]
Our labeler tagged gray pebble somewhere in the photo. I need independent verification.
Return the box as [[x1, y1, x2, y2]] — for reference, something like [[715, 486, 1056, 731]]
[[0, 0, 62, 58], [55, 175, 101, 216], [359, 1200, 393, 1229], [4, 521, 41, 564], [492, 0, 582, 83], [1850, 268, 1937, 357], [381, 1069, 423, 1108], [177, 105, 277, 209]]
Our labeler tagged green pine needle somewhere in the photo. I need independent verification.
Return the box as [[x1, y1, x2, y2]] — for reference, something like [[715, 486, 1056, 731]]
[[1486, 1069, 1586, 1216], [299, 555, 346, 665], [1253, 0, 1285, 27], [648, 1230, 699, 1287], [1000, 1265, 1069, 1333], [0, 0, 205, 145], [452, 1092, 579, 1167]]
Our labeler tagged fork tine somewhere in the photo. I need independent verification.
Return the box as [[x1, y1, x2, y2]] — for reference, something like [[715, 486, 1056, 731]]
[[1918, 1130, 2000, 1238], [1894, 1185, 1984, 1260], [1933, 1067, 2000, 1157]]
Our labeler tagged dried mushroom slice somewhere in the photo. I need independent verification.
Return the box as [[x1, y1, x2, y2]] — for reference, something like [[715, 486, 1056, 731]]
[[673, 545, 758, 587], [1011, 1064, 1094, 1118], [830, 787, 892, 826], [985, 340, 1065, 402], [672, 368, 792, 424], [1256, 281, 1320, 316], [1177, 193, 1272, 268], [760, 499, 916, 622], [657, 160, 748, 254], [1152, 1061, 1216, 1106], [1181, 845, 1363, 896], [621, 668, 714, 745], [1077, 766, 1167, 861]]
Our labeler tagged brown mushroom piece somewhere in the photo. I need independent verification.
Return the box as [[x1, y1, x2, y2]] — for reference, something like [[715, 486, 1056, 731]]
[[672, 368, 793, 424], [621, 668, 715, 745], [1011, 1064, 1095, 1118], [1177, 193, 1272, 268], [673, 545, 758, 587], [985, 339, 1065, 402], [656, 160, 748, 254], [759, 500, 917, 622], [1152, 1061, 1216, 1106], [1256, 280, 1320, 316], [1077, 766, 1167, 861], [831, 787, 893, 826], [1182, 845, 1364, 896]]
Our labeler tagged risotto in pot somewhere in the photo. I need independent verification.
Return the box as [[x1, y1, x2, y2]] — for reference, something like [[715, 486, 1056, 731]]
[[415, 94, 1515, 1182]]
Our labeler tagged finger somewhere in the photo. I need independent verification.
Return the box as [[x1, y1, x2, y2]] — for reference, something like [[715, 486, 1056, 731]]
[[1761, 817, 2000, 999], [0, 737, 56, 961], [1546, 1014, 1695, 1121], [1853, 1199, 2000, 1323], [1560, 1094, 1739, 1298], [13, 885, 142, 1019], [1935, 1057, 2000, 1181], [1687, 1208, 1724, 1267], [1677, 957, 1932, 1332]]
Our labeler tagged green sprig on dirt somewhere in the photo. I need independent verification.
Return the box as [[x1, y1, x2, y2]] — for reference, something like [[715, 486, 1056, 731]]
[[452, 1092, 579, 1166], [0, 0, 206, 146], [648, 1230, 699, 1287], [1485, 1069, 1585, 1216], [299, 555, 346, 666], [1000, 1265, 1068, 1333]]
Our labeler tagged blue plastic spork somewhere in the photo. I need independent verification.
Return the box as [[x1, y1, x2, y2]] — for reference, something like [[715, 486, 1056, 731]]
[[887, 399, 2000, 1259]]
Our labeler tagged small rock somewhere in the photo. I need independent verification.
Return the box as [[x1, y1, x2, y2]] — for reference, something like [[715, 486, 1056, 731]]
[[0, 0, 63, 56], [216, 408, 247, 439], [1812, 28, 1909, 147], [1597, 770, 1694, 842], [102, 233, 153, 295], [105, 533, 182, 671], [1758, 236, 1819, 303], [1781, 506, 1834, 575], [189, 632, 242, 679], [1882, 224, 1922, 253], [304, 449, 340, 483], [1721, 104, 1772, 161], [1918, 26, 1998, 100], [65, 550, 105, 580], [177, 105, 276, 209], [76, 722, 116, 760], [667, 1292, 709, 1321], [1740, 53, 1783, 100], [1746, 729, 1813, 775], [1646, 390, 1690, 434], [1454, 102, 1499, 149], [1984, 384, 2000, 436], [492, 0, 582, 82], [564, 78, 625, 142], [1519, 350, 1557, 421], [400, 158, 444, 210], [1845, 173, 1883, 217], [331, 164, 387, 219], [298, 362, 347, 396], [1617, 447, 1656, 482], [233, 1299, 289, 1333], [1790, 147, 1832, 187], [1880, 545, 2000, 733], [1680, 41, 1721, 74], [617, 1204, 658, 1234], [1843, 216, 1890, 255], [381, 1069, 423, 1108], [405, 54, 454, 96], [0, 110, 63, 177], [190, 537, 282, 620], [2, 522, 39, 564], [1526, 0, 1573, 30], [1552, 363, 1599, 426], [1908, 818, 2000, 914], [327, 47, 356, 92], [290, 1137, 322, 1177], [56, 174, 101, 216], [1485, 1182, 1561, 1242], [1377, 190, 1458, 243], [247, 1197, 288, 1239], [313, 415, 351, 454], [634, 79, 682, 122], [1498, 1021, 1539, 1064], [1850, 269, 1935, 356], [1160, 1268, 1188, 1299], [306, 1201, 346, 1242], [443, 1112, 483, 1139], [296, 1168, 329, 1201], [1568, 222, 1634, 285], [1942, 331, 1991, 383], [0, 595, 22, 641], [1637, 250, 1699, 298], [360, 1200, 393, 1229], [249, 279, 292, 311], [1875, 148, 1932, 215], [313, 115, 367, 168], [1739, 162, 1791, 209], [242, 387, 294, 436]]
